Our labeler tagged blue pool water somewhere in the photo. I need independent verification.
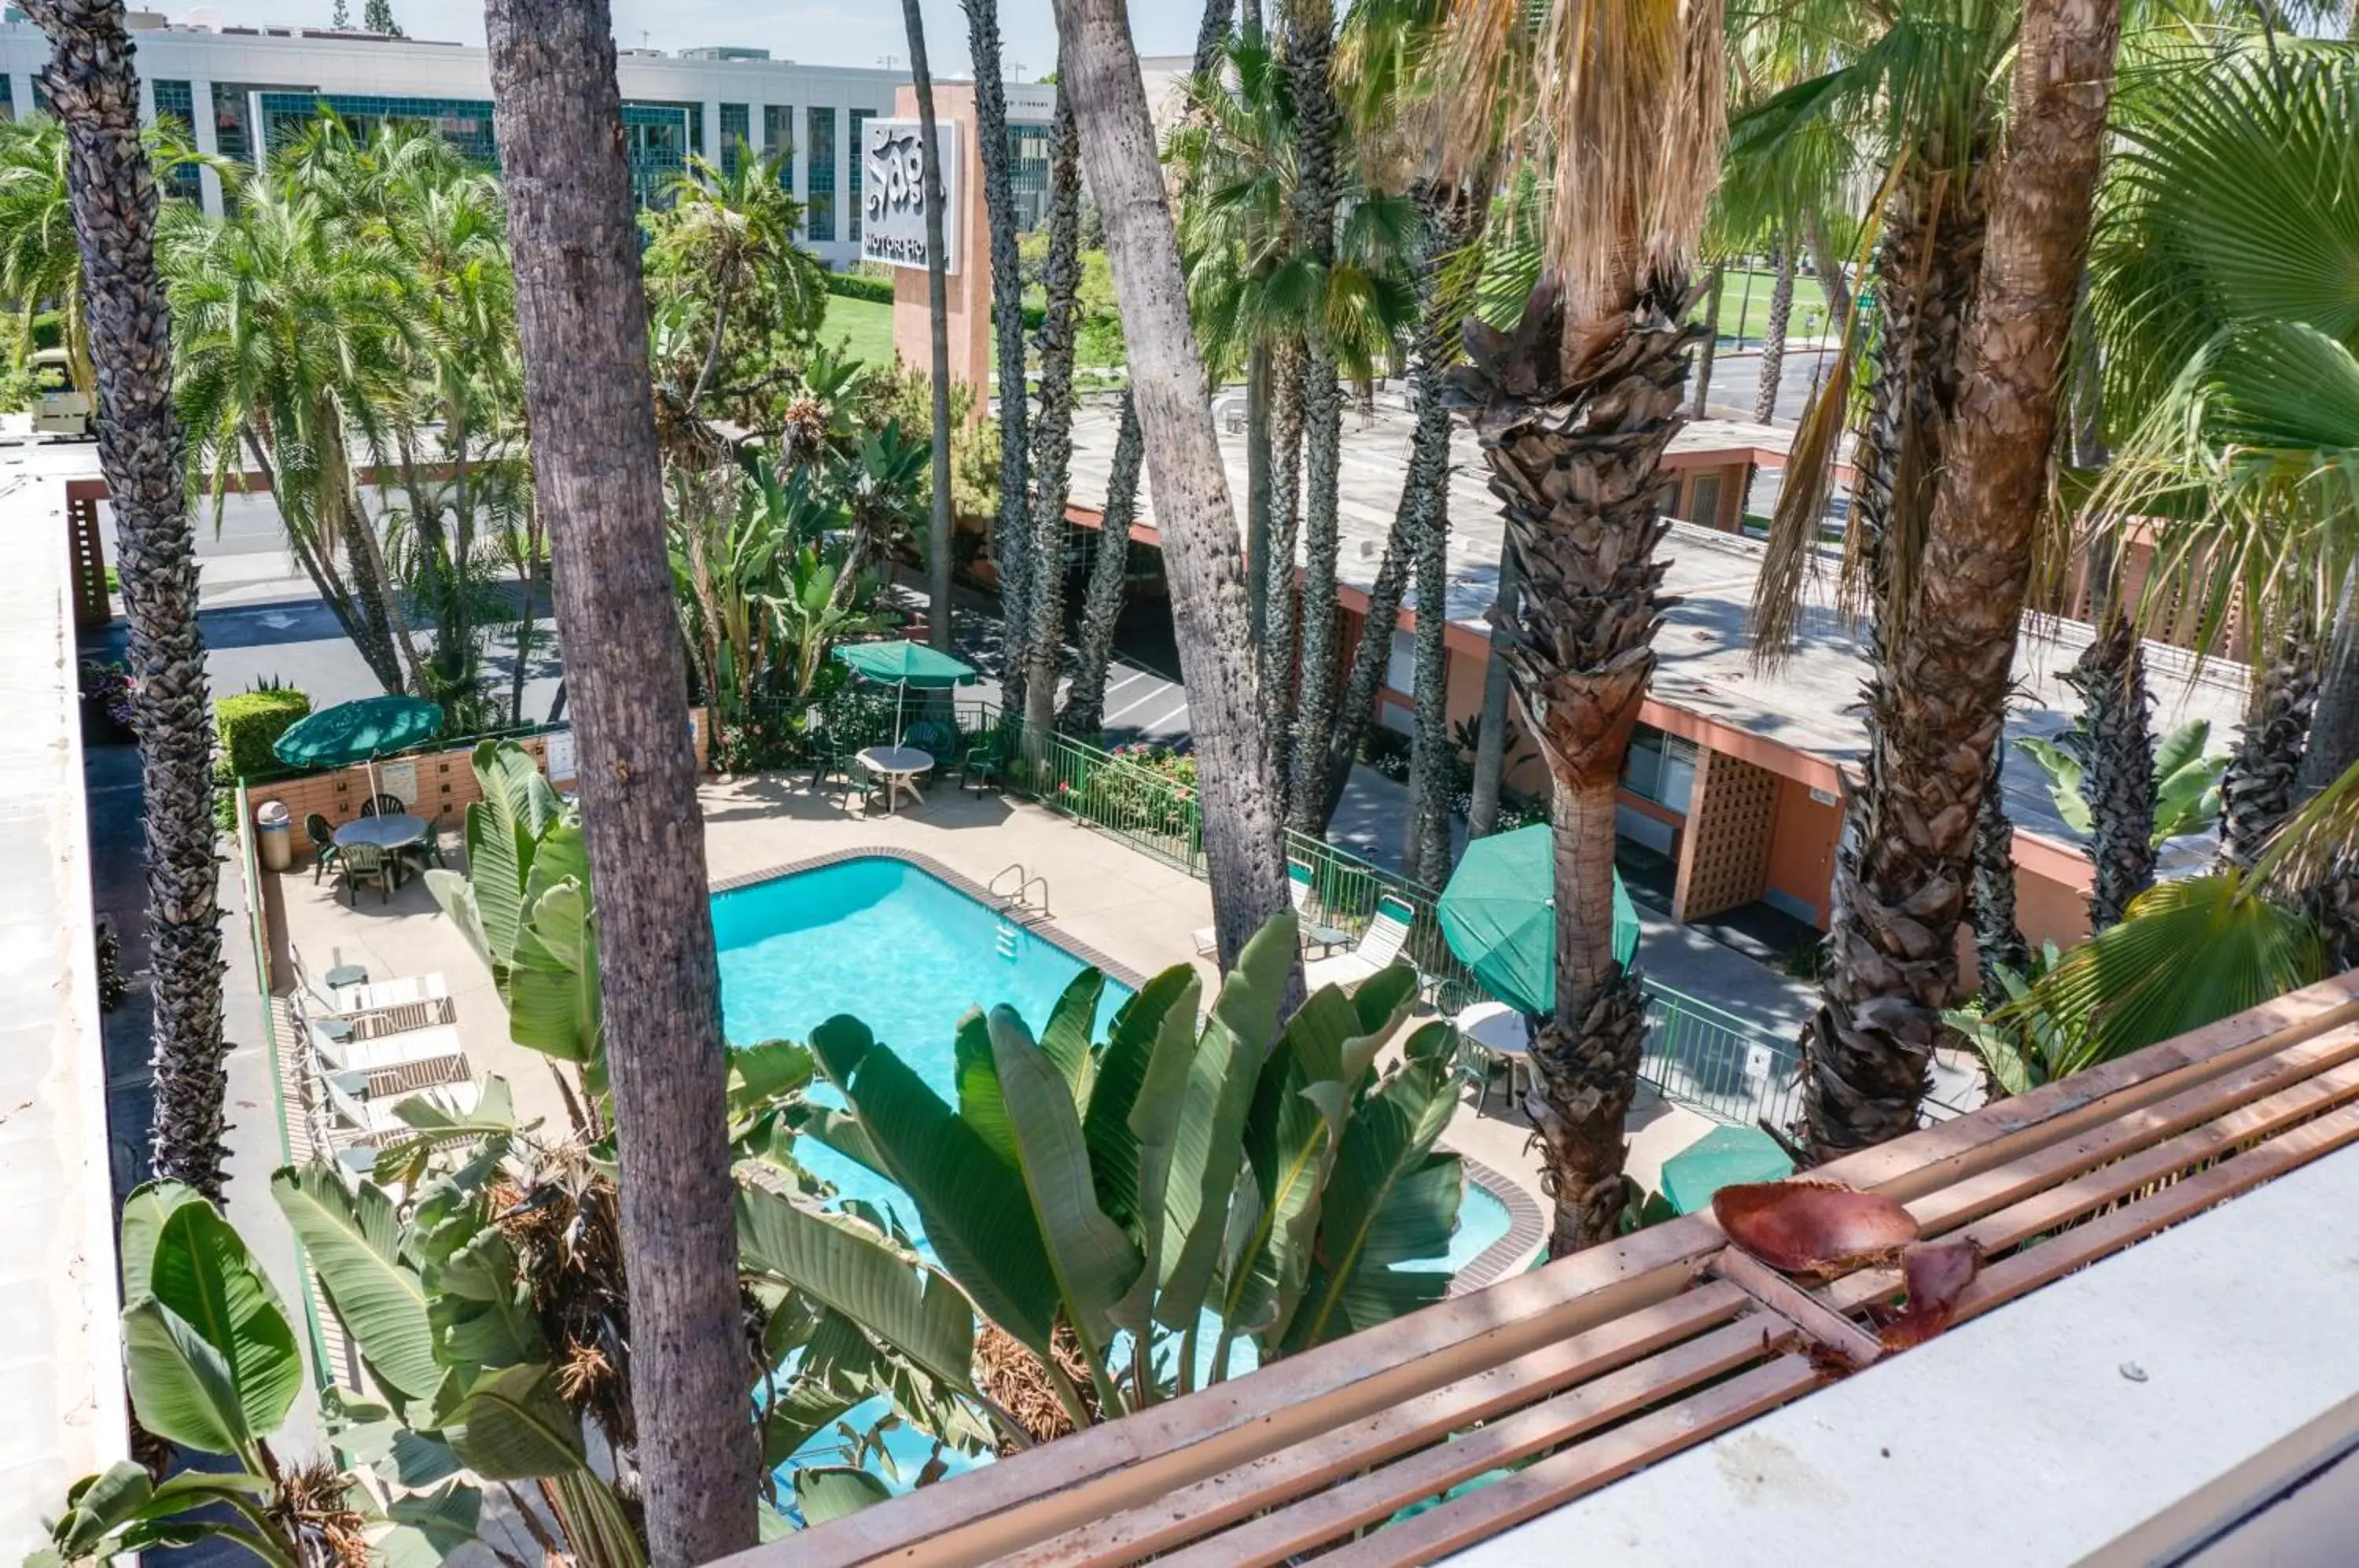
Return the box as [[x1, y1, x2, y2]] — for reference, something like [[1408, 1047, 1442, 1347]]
[[711, 856, 1514, 1485], [714, 856, 1133, 1243]]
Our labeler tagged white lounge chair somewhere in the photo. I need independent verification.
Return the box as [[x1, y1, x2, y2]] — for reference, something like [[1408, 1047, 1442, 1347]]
[[294, 951, 454, 1029], [1194, 862, 1352, 955], [1303, 896, 1419, 993], [315, 1066, 483, 1147], [303, 1007, 471, 1097]]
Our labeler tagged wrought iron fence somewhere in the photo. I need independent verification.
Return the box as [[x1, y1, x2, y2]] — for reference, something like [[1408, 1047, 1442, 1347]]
[[908, 701, 1805, 1131]]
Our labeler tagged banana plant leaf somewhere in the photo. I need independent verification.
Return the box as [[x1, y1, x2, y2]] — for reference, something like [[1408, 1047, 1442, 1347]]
[[119, 1183, 301, 1459], [988, 1006, 1144, 1353], [809, 1015, 1062, 1353], [270, 1165, 440, 1401], [795, 1465, 893, 1526], [444, 1364, 587, 1481], [734, 1184, 977, 1392]]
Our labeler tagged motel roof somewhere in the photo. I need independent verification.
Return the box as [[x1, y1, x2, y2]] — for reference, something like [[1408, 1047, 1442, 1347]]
[[1065, 397, 2249, 857]]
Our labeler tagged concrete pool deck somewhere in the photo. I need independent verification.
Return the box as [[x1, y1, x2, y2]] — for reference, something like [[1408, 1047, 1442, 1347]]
[[259, 769, 1735, 1276]]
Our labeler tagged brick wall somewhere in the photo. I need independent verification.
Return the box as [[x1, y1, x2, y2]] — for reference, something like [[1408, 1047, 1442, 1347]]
[[1671, 746, 1779, 922], [248, 712, 710, 860]]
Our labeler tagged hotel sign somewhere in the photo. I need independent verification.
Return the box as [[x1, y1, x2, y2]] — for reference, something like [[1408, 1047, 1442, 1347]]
[[860, 116, 960, 275]]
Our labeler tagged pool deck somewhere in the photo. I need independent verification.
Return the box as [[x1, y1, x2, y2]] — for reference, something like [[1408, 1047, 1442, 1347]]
[[260, 771, 1733, 1279]]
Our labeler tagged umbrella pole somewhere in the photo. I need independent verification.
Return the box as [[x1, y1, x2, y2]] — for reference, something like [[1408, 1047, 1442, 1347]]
[[894, 682, 907, 748]]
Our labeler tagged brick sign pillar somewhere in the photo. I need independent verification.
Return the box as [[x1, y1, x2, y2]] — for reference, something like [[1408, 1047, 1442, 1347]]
[[885, 83, 991, 422]]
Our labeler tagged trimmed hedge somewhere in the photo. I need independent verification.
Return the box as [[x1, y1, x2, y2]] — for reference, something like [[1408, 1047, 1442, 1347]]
[[215, 688, 311, 779], [826, 271, 895, 306]]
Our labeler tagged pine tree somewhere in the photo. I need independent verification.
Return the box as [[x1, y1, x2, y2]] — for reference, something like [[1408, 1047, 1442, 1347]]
[[362, 0, 399, 37], [329, 0, 350, 28]]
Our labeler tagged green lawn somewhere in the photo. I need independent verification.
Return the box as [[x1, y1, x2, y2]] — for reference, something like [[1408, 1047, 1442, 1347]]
[[817, 293, 899, 367], [1708, 267, 1838, 345]]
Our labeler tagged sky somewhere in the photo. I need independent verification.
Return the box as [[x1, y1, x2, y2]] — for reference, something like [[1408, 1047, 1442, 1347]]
[[234, 1, 1201, 78]]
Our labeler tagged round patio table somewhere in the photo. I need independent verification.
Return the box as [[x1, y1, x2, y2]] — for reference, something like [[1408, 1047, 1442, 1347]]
[[1456, 1000, 1533, 1116], [333, 813, 428, 852], [856, 746, 934, 815]]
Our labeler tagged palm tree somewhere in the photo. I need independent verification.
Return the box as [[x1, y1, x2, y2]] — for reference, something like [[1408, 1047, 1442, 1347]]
[[1751, 239, 1795, 422], [965, 0, 1034, 700], [24, 0, 227, 1200], [1060, 393, 1143, 734], [649, 147, 823, 417], [1021, 81, 1083, 735], [1430, 0, 1725, 1253], [0, 114, 93, 399], [481, 0, 756, 1557], [165, 182, 420, 694], [1802, 0, 2122, 1158], [904, 0, 957, 657], [1049, 0, 1296, 974], [2222, 635, 2318, 869]]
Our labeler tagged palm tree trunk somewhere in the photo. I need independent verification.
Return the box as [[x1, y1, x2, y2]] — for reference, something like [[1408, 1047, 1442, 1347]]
[[1404, 495, 1455, 883], [1060, 390, 1141, 736], [1690, 263, 1720, 421], [1447, 274, 1701, 1254], [2221, 633, 2317, 868], [1752, 241, 1794, 425], [966, 0, 1031, 695], [1194, 0, 1234, 74], [29, 0, 227, 1200], [1052, 0, 1294, 977], [1023, 79, 1083, 735], [1246, 344, 1273, 647], [1264, 337, 1305, 753], [1282, 0, 1343, 828], [1971, 742, 2030, 1009], [909, 1, 955, 657], [1467, 534, 1519, 838], [1805, 0, 2122, 1159], [1805, 210, 1852, 329], [483, 2, 756, 1556], [2298, 567, 2359, 801], [2066, 605, 2155, 931]]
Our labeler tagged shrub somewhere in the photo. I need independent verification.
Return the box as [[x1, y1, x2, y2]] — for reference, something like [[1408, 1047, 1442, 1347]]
[[215, 686, 311, 779], [825, 270, 895, 306]]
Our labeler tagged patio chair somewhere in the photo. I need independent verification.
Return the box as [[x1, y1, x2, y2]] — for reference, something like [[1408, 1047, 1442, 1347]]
[[959, 731, 1008, 793], [837, 755, 886, 815], [302, 1007, 470, 1098], [338, 841, 397, 906], [359, 793, 407, 818], [903, 717, 958, 760], [1194, 861, 1352, 956], [306, 812, 343, 885], [1304, 895, 1420, 993]]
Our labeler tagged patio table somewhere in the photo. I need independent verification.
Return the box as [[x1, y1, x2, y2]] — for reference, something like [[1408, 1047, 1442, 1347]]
[[1456, 999, 1533, 1115], [333, 813, 429, 885], [856, 745, 934, 814]]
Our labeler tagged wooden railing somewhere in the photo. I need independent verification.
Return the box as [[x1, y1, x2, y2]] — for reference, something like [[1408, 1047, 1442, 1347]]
[[732, 970, 2359, 1567]]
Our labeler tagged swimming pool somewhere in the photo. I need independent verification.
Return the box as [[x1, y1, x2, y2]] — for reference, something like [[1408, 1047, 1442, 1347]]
[[712, 854, 1516, 1482]]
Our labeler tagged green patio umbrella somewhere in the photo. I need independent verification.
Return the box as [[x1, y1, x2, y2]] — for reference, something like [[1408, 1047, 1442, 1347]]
[[1658, 1124, 1794, 1216], [272, 694, 443, 800], [1435, 823, 1640, 1018], [833, 639, 978, 744]]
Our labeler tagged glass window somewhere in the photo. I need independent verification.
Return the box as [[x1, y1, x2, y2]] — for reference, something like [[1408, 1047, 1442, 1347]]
[[149, 79, 201, 202], [1007, 120, 1051, 231], [620, 101, 699, 208], [1621, 723, 1698, 815], [719, 102, 748, 176], [0, 75, 12, 121], [764, 103, 793, 191], [847, 108, 873, 241], [806, 106, 836, 241]]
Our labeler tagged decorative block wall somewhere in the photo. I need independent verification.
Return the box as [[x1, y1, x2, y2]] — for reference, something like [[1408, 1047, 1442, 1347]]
[[245, 713, 710, 859], [1671, 746, 1779, 922]]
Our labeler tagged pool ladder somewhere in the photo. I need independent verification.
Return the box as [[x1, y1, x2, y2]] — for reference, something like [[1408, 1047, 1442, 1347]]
[[988, 862, 1053, 920]]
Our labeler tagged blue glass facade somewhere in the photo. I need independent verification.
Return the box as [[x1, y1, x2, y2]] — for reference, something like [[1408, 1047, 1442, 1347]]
[[763, 104, 794, 193], [806, 105, 836, 241], [149, 79, 201, 203], [719, 101, 749, 176], [621, 101, 701, 208], [0, 75, 13, 121], [258, 91, 499, 167]]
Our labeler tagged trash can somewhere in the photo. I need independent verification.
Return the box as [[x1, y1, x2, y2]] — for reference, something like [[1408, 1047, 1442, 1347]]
[[255, 800, 293, 872]]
